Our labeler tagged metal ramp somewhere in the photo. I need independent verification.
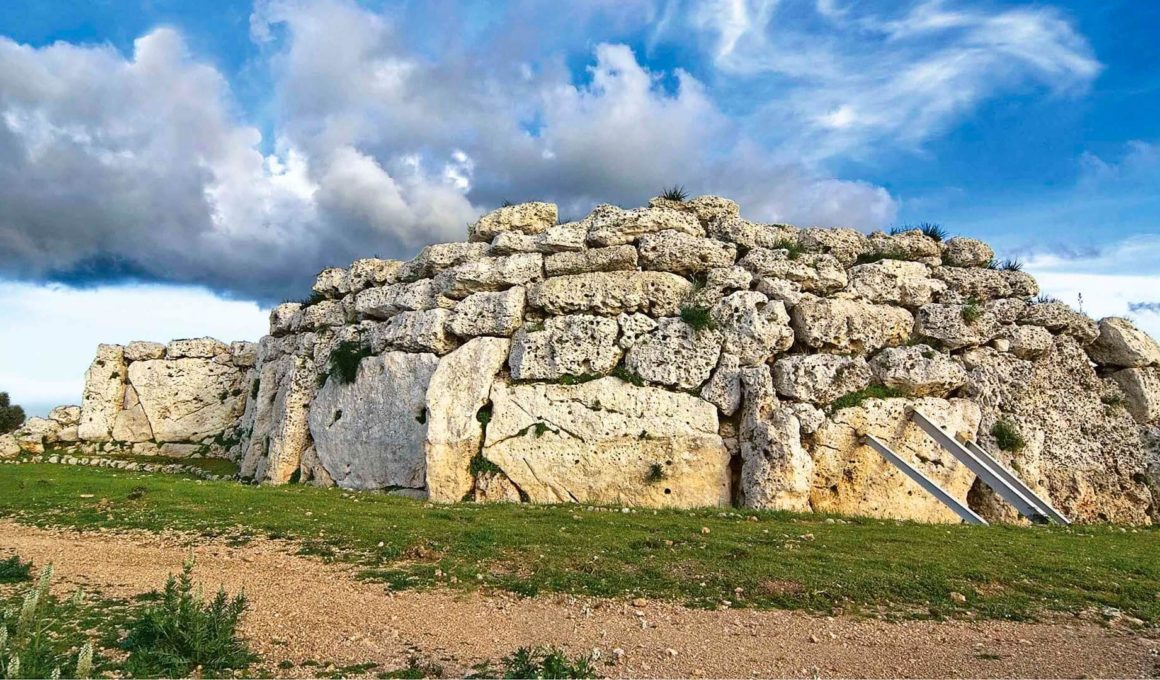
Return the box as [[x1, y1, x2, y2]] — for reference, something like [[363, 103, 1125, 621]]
[[861, 408, 1070, 525]]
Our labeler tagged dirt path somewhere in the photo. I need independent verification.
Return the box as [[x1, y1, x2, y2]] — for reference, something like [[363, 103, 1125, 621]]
[[1, 521, 1155, 679]]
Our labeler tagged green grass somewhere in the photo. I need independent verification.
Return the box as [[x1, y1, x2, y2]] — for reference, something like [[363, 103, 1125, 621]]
[[961, 298, 983, 324], [829, 385, 905, 411], [769, 239, 804, 260], [679, 305, 716, 331], [0, 465, 1158, 624], [990, 419, 1026, 453], [0, 555, 32, 583], [474, 646, 595, 679], [660, 185, 688, 202], [328, 340, 374, 386]]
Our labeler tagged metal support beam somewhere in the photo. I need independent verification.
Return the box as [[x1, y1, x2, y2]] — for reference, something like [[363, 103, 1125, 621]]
[[862, 434, 988, 525], [961, 439, 1070, 525], [909, 409, 1058, 524]]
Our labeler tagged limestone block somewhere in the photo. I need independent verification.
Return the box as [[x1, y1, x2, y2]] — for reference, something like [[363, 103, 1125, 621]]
[[370, 309, 458, 355], [508, 315, 621, 380], [77, 344, 127, 442], [790, 298, 913, 354], [1109, 368, 1160, 423], [754, 278, 806, 309], [868, 345, 967, 397], [738, 366, 813, 511], [738, 248, 847, 294], [112, 385, 154, 443], [348, 258, 403, 292], [637, 230, 736, 274], [473, 471, 523, 503], [624, 317, 722, 390], [128, 358, 246, 442], [543, 245, 637, 277], [167, 337, 229, 359], [585, 205, 704, 247], [269, 303, 301, 336], [707, 217, 798, 250], [686, 266, 753, 307], [932, 267, 1015, 300], [240, 353, 317, 484], [354, 279, 446, 319], [527, 271, 692, 317], [710, 291, 794, 365], [847, 260, 944, 308], [942, 237, 994, 268], [867, 230, 941, 260], [0, 434, 19, 458], [616, 312, 658, 350], [649, 194, 740, 226], [124, 341, 166, 362], [47, 405, 80, 427], [398, 242, 489, 281], [434, 252, 543, 299], [294, 301, 346, 331], [490, 222, 586, 255], [448, 287, 526, 338], [913, 302, 1001, 350], [797, 227, 871, 266], [469, 202, 557, 242], [772, 354, 872, 405], [701, 353, 742, 416], [230, 341, 259, 368], [1019, 302, 1099, 344], [312, 267, 350, 298], [998, 324, 1053, 359], [1087, 317, 1160, 368]]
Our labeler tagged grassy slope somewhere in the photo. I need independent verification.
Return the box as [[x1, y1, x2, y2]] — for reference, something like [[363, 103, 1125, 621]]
[[1, 464, 1156, 623]]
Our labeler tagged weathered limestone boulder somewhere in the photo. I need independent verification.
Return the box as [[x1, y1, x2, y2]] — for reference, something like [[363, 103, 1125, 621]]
[[473, 471, 523, 503], [167, 337, 229, 359], [508, 315, 621, 380], [1087, 317, 1160, 368], [312, 267, 350, 298], [355, 279, 447, 319], [755, 277, 806, 308], [489, 224, 586, 256], [528, 271, 692, 317], [398, 242, 489, 281], [348, 258, 402, 292], [738, 248, 847, 294], [637, 230, 736, 274], [269, 303, 301, 336], [482, 378, 730, 507], [241, 351, 317, 483], [14, 417, 61, 454], [867, 230, 941, 261], [616, 312, 658, 350], [649, 195, 740, 226], [585, 205, 704, 246], [738, 366, 813, 511], [230, 341, 259, 368], [686, 266, 753, 307], [127, 359, 246, 442], [710, 292, 793, 365], [77, 344, 127, 442], [469, 202, 557, 243], [959, 337, 1152, 524], [625, 318, 722, 390], [942, 237, 994, 268], [790, 298, 913, 354], [868, 345, 967, 397], [798, 227, 870, 266], [847, 260, 944, 308], [448, 287, 526, 338], [997, 324, 1053, 359], [294, 300, 346, 331], [707, 217, 798, 250], [425, 338, 510, 502], [112, 385, 154, 443], [913, 302, 1001, 350], [434, 252, 543, 299], [701, 353, 742, 416], [772, 354, 872, 405], [0, 434, 19, 458], [933, 267, 1020, 300], [809, 397, 982, 522], [1020, 302, 1099, 344], [1109, 368, 1160, 424], [47, 405, 80, 428], [543, 245, 637, 277], [309, 352, 439, 490], [370, 309, 457, 354], [124, 341, 166, 362]]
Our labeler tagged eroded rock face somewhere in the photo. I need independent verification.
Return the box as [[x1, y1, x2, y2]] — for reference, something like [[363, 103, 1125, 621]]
[[772, 354, 872, 406], [848, 260, 944, 308], [585, 205, 704, 246], [809, 397, 982, 523], [1087, 317, 1160, 368], [509, 315, 621, 381], [77, 344, 127, 442], [738, 249, 847, 294], [528, 271, 692, 317], [637, 230, 737, 274], [790, 298, 913, 354], [625, 318, 722, 390], [127, 359, 246, 442], [309, 352, 439, 490], [1109, 368, 1160, 424], [482, 378, 730, 507], [868, 345, 968, 397], [469, 202, 557, 243], [942, 237, 994, 268], [710, 292, 794, 366], [739, 366, 813, 511], [426, 338, 510, 502]]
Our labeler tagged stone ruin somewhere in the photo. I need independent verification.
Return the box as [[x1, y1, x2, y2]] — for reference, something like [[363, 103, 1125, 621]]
[[4, 195, 1159, 524]]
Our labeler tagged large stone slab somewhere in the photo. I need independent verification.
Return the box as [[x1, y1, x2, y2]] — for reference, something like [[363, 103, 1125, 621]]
[[469, 202, 557, 242], [482, 378, 730, 508], [739, 366, 813, 511], [868, 345, 968, 397], [240, 353, 317, 484], [527, 271, 692, 317], [309, 352, 440, 490], [624, 317, 722, 390], [425, 338, 510, 502], [847, 260, 944, 308], [790, 298, 913, 354], [771, 354, 872, 405], [544, 245, 638, 277], [809, 397, 982, 523], [77, 344, 127, 442], [1087, 317, 1160, 368], [637, 230, 736, 274], [508, 315, 621, 380], [127, 358, 247, 442], [710, 291, 794, 366], [585, 205, 704, 246], [738, 249, 847, 294]]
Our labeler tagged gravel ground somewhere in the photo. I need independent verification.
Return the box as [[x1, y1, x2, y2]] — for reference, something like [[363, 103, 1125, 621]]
[[1, 520, 1156, 679]]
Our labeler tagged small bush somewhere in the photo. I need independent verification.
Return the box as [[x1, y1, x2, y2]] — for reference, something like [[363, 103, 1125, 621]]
[[611, 364, 645, 387], [328, 341, 374, 386], [854, 248, 911, 266], [918, 222, 948, 242], [298, 291, 326, 307], [501, 199, 514, 208], [680, 305, 716, 331], [469, 455, 502, 477], [998, 258, 1023, 272], [1031, 293, 1061, 305], [120, 560, 257, 678], [990, 419, 1025, 453], [0, 565, 94, 679], [0, 555, 32, 583], [645, 463, 666, 484], [769, 238, 805, 260], [830, 385, 905, 411], [660, 185, 688, 202], [478, 646, 595, 679], [381, 656, 445, 678], [0, 392, 25, 434], [961, 298, 983, 324], [476, 404, 492, 426]]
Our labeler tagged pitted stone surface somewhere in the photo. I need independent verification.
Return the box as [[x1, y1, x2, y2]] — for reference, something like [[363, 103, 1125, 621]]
[[738, 249, 847, 294], [868, 345, 968, 397], [585, 205, 704, 246], [469, 202, 557, 243], [528, 271, 692, 317], [772, 354, 872, 405], [508, 315, 621, 381], [710, 291, 794, 366], [544, 245, 637, 277], [637, 230, 737, 274], [790, 298, 913, 354], [1087, 317, 1160, 368], [624, 317, 723, 390], [448, 287, 526, 338]]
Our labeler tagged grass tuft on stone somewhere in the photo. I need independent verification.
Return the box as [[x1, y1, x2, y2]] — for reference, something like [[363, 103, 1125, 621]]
[[990, 419, 1025, 453], [854, 248, 913, 266], [998, 258, 1024, 272], [960, 298, 983, 324], [769, 239, 805, 260], [680, 305, 716, 331], [469, 455, 502, 477], [660, 185, 688, 202], [611, 364, 646, 387], [829, 385, 905, 411], [328, 341, 374, 386], [917, 222, 948, 242]]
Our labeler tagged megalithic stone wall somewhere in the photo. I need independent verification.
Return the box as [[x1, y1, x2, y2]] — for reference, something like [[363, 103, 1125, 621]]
[[6, 195, 1159, 524]]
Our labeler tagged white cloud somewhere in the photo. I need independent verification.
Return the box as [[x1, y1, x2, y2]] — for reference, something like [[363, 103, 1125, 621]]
[[0, 281, 269, 414]]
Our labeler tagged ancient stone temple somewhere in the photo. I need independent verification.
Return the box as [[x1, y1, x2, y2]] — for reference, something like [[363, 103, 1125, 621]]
[[7, 195, 1159, 524]]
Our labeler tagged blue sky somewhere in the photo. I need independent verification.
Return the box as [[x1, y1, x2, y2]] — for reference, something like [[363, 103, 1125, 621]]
[[1, 0, 1158, 414]]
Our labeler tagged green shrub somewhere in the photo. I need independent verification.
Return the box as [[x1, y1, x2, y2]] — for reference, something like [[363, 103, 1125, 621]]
[[830, 385, 905, 411], [1032, 293, 1060, 305], [0, 565, 94, 679], [120, 560, 256, 678], [476, 404, 492, 426], [990, 419, 1025, 453], [555, 373, 602, 386], [328, 341, 374, 386], [645, 463, 666, 484], [769, 238, 805, 260], [298, 291, 326, 307], [660, 185, 688, 202], [611, 364, 645, 387], [0, 556, 32, 584], [469, 455, 502, 477], [998, 258, 1023, 272], [680, 305, 716, 331], [918, 222, 947, 242], [476, 646, 595, 679], [961, 298, 983, 324], [854, 248, 911, 266], [0, 392, 24, 434]]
